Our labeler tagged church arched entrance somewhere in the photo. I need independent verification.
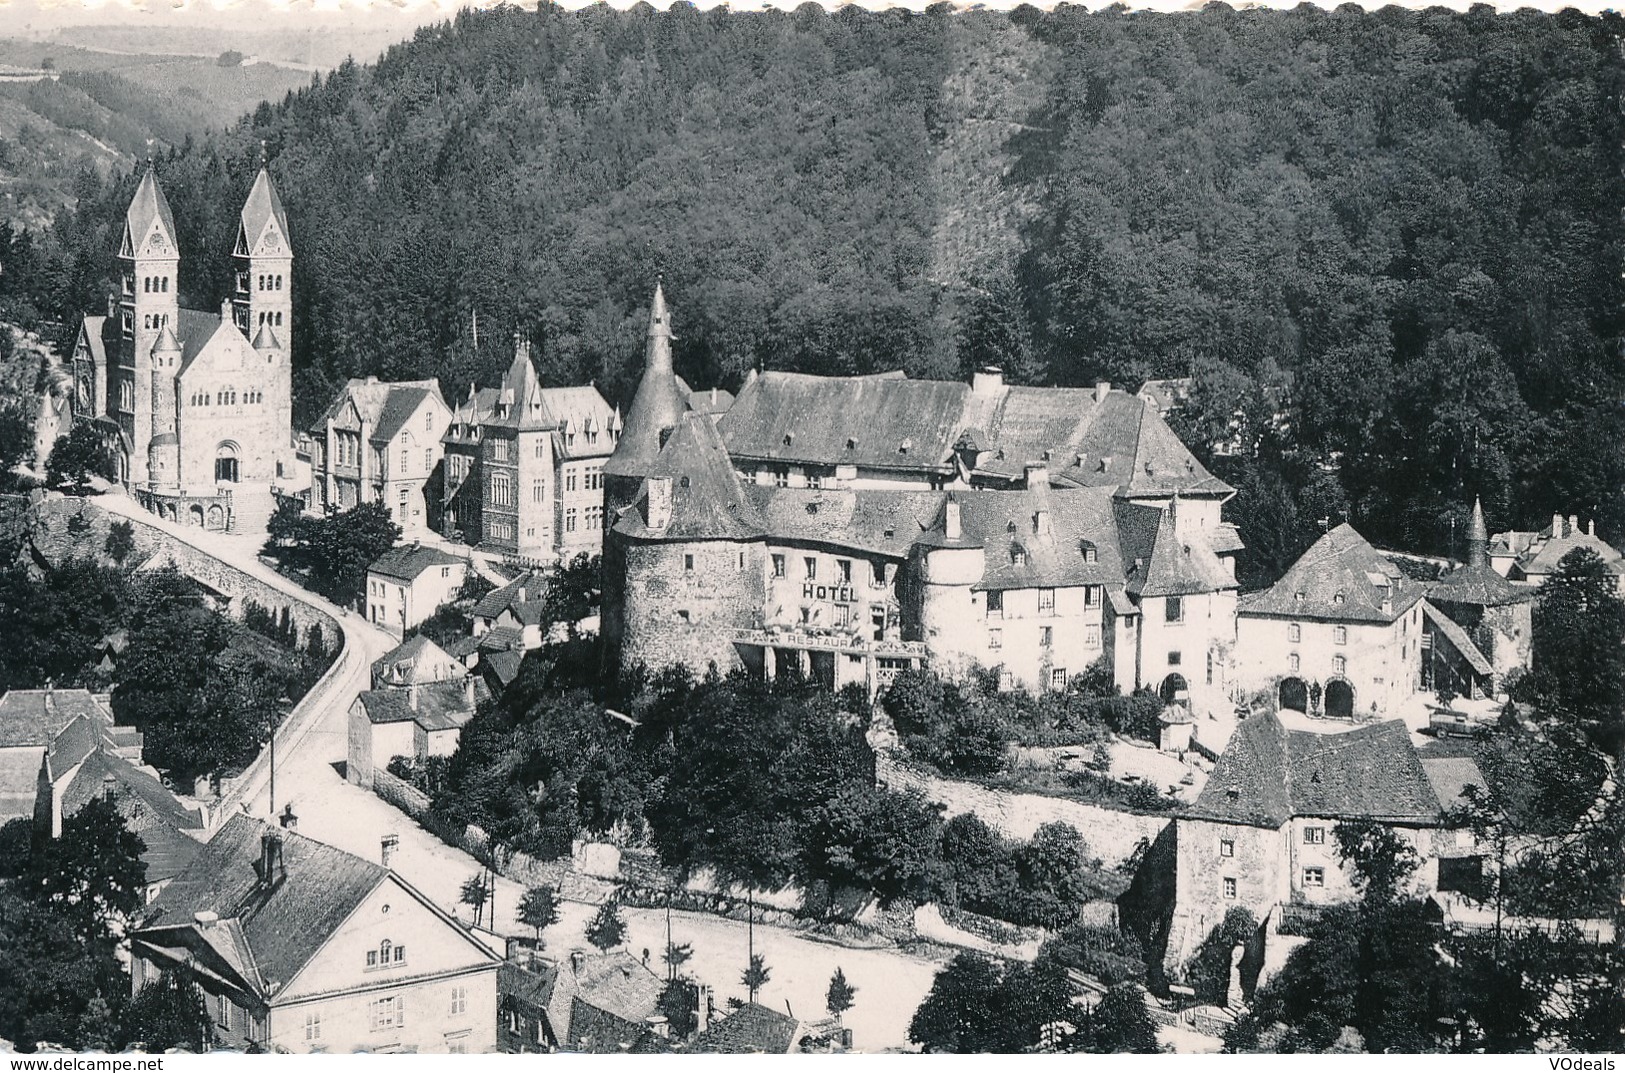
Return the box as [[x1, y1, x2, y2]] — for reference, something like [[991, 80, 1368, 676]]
[[214, 442, 240, 483], [188, 504, 205, 527], [206, 504, 225, 531], [1325, 679, 1354, 721], [1160, 673, 1188, 704], [1279, 676, 1308, 713]]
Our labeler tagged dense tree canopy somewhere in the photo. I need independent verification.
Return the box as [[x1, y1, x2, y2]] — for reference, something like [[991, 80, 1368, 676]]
[[16, 3, 1622, 574]]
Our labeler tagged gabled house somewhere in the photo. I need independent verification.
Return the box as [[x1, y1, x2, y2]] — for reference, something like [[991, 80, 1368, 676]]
[[1490, 511, 1624, 592], [34, 713, 205, 902], [370, 635, 469, 690], [0, 688, 132, 822], [131, 814, 501, 1053], [470, 569, 550, 650], [1164, 712, 1483, 979], [347, 679, 480, 791], [308, 377, 452, 535], [364, 543, 468, 638]]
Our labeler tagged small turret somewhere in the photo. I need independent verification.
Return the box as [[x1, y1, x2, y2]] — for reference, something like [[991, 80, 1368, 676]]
[[604, 280, 692, 508]]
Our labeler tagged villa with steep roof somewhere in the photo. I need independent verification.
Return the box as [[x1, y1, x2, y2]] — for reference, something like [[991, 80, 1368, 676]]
[[67, 164, 299, 533], [308, 376, 453, 535], [1164, 711, 1485, 978], [0, 688, 136, 821], [439, 334, 620, 565], [131, 813, 500, 1053]]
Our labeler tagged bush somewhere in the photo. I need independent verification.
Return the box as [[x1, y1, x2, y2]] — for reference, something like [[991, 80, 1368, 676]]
[[1039, 924, 1148, 986]]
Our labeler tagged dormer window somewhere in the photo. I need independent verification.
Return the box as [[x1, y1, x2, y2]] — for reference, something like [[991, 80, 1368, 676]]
[[1294, 592, 1305, 602], [1080, 541, 1098, 563], [1007, 520, 1017, 534], [783, 433, 794, 447], [1333, 592, 1346, 605], [899, 438, 911, 455], [846, 438, 857, 451], [1011, 544, 1027, 567]]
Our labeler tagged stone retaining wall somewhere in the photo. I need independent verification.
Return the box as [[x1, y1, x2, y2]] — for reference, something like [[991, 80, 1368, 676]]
[[876, 751, 1171, 868]]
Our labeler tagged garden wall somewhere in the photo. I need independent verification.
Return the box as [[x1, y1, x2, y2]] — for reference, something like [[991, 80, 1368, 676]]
[[876, 751, 1171, 868]]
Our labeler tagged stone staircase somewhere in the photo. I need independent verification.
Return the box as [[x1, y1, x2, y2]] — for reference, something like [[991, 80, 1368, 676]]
[[228, 485, 280, 535]]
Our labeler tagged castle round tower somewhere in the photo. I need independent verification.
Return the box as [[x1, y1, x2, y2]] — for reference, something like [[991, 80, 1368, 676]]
[[914, 498, 988, 679]]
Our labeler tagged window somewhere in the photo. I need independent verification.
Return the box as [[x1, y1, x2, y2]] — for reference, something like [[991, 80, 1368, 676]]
[[1288, 653, 1300, 673], [1304, 826, 1325, 845], [1220, 839, 1234, 858], [493, 439, 509, 462], [1333, 625, 1348, 645], [1168, 651, 1182, 667], [988, 628, 1002, 649], [1166, 596, 1184, 623], [304, 1009, 322, 1042], [738, 551, 746, 571], [426, 412, 433, 432], [871, 561, 886, 587], [426, 448, 433, 471], [1050, 668, 1068, 690], [1333, 592, 1346, 605], [838, 559, 852, 584], [773, 468, 789, 488], [835, 604, 850, 628], [565, 508, 577, 533], [986, 590, 1003, 618], [491, 474, 512, 508], [684, 554, 695, 573], [450, 986, 467, 1016], [1288, 622, 1302, 643], [772, 554, 786, 579], [1039, 626, 1053, 647], [217, 993, 233, 1029], [1038, 587, 1056, 614], [369, 995, 405, 1032], [804, 557, 817, 581], [1084, 585, 1100, 608], [1333, 655, 1346, 676], [1303, 867, 1325, 888], [535, 440, 546, 459], [566, 473, 577, 493], [1085, 624, 1101, 647], [367, 950, 378, 968], [532, 479, 546, 504], [1223, 876, 1237, 899]]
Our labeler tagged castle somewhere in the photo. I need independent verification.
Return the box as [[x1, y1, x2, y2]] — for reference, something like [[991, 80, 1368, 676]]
[[68, 164, 297, 533], [600, 289, 1245, 706]]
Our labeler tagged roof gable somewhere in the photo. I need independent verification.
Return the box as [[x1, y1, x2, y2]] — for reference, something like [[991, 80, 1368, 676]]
[[1238, 523, 1420, 623]]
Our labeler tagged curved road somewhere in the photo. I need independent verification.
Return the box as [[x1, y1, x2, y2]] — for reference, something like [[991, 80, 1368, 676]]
[[97, 494, 943, 1051]]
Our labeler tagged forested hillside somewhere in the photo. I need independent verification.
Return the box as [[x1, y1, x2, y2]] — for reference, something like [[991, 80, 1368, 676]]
[[9, 3, 1623, 580]]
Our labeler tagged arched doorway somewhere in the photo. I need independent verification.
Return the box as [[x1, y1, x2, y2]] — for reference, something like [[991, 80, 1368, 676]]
[[206, 504, 225, 531], [1325, 679, 1354, 720], [188, 504, 205, 527], [1160, 673, 1188, 704], [214, 442, 240, 483], [1279, 676, 1308, 713]]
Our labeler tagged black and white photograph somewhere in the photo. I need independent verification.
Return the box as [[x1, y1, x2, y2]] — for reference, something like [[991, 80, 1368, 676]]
[[0, 0, 1620, 1058]]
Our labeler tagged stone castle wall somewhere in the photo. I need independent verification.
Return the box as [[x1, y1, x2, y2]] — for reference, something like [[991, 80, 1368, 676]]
[[615, 537, 765, 676]]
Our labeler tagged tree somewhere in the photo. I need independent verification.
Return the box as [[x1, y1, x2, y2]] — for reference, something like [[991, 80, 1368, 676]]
[[657, 977, 699, 1039], [459, 873, 490, 929], [662, 940, 694, 981], [586, 899, 626, 952], [1075, 983, 1160, 1053], [826, 967, 857, 1018], [801, 785, 942, 905], [1333, 820, 1421, 907], [260, 501, 401, 608], [741, 952, 771, 1004], [0, 889, 127, 1051], [24, 796, 146, 941], [121, 968, 214, 1052], [1518, 547, 1625, 751], [517, 884, 560, 945], [103, 519, 135, 565], [908, 952, 1070, 1054], [46, 423, 113, 493]]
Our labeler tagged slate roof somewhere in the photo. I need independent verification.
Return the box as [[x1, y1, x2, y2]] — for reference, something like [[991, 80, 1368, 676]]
[[615, 413, 766, 542], [957, 487, 1125, 592], [605, 284, 689, 479], [743, 487, 942, 558], [480, 649, 524, 688], [1237, 523, 1421, 624], [691, 1001, 801, 1054], [558, 951, 665, 1051], [0, 690, 113, 749], [473, 570, 549, 625], [478, 625, 524, 653], [1117, 500, 1236, 598], [1420, 755, 1487, 815], [687, 387, 734, 416], [312, 378, 443, 445], [371, 635, 466, 687], [485, 346, 553, 434], [544, 386, 618, 459], [61, 749, 204, 885], [1138, 377, 1193, 414], [356, 682, 475, 729], [142, 814, 391, 995], [78, 315, 109, 369], [368, 542, 466, 582], [238, 167, 291, 251], [1430, 500, 1532, 608], [1421, 601, 1493, 677], [1186, 712, 1445, 828], [443, 386, 502, 446], [124, 169, 178, 251]]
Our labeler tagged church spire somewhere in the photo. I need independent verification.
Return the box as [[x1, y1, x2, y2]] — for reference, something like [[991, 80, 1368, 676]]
[[605, 279, 691, 487]]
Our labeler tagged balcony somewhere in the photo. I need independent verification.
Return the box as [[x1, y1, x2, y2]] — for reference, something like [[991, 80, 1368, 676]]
[[728, 627, 926, 659]]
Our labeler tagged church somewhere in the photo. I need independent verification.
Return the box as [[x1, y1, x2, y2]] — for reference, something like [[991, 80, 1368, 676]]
[[69, 164, 297, 533]]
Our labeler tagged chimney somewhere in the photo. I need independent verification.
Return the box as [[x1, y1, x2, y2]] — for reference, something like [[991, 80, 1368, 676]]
[[194, 910, 219, 930], [106, 294, 117, 318], [103, 774, 117, 805], [464, 676, 476, 707], [279, 803, 298, 831], [1094, 380, 1111, 403], [944, 498, 961, 541], [710, 387, 718, 404], [646, 476, 674, 531], [43, 682, 54, 712], [971, 367, 1004, 395], [570, 950, 586, 975], [695, 984, 711, 1035], [1589, 519, 1596, 537], [1033, 510, 1050, 536], [646, 1015, 670, 1040], [1025, 462, 1048, 489], [409, 685, 419, 711], [1569, 515, 1578, 537], [1553, 512, 1564, 537], [381, 833, 398, 867], [259, 829, 286, 890], [220, 298, 232, 321]]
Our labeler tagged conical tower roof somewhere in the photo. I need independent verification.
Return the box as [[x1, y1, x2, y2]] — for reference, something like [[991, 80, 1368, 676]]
[[614, 411, 764, 541], [250, 322, 282, 351], [152, 322, 182, 354], [605, 281, 690, 478], [1431, 497, 1531, 607], [121, 167, 178, 259]]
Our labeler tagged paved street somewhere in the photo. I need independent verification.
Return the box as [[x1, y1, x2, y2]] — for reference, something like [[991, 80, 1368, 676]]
[[96, 493, 945, 1051]]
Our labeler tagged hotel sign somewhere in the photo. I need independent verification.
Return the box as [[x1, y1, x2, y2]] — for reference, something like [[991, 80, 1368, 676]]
[[802, 583, 857, 603]]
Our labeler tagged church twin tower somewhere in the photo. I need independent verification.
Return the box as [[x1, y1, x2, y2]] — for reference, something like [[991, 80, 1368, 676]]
[[75, 164, 294, 498]]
